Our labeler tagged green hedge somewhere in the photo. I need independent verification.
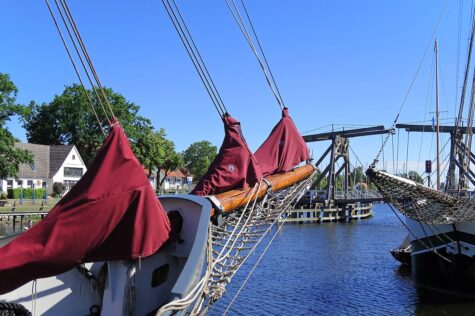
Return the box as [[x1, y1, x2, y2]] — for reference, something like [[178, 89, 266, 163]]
[[7, 188, 47, 199]]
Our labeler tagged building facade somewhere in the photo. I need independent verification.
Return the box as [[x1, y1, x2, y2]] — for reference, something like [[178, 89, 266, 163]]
[[161, 169, 193, 191], [0, 143, 87, 195]]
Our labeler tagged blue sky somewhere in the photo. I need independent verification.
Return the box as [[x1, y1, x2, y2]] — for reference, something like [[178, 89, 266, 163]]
[[1, 1, 473, 178]]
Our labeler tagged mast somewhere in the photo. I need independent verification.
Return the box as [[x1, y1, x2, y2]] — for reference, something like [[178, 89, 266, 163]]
[[435, 39, 441, 190], [445, 9, 475, 192]]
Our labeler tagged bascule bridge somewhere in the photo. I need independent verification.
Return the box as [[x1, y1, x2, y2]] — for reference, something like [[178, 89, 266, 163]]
[[285, 126, 390, 223]]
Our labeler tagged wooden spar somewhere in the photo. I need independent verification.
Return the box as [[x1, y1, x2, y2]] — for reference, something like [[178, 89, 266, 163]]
[[209, 164, 315, 215]]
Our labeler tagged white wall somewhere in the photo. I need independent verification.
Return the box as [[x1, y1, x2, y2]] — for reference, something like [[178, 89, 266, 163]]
[[0, 180, 6, 194], [52, 147, 87, 184]]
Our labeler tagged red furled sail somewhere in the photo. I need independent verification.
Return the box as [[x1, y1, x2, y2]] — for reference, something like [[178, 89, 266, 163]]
[[255, 108, 310, 176], [192, 114, 262, 196], [0, 122, 170, 295]]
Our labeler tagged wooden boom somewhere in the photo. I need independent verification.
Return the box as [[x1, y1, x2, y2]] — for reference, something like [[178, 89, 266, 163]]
[[210, 164, 315, 215]]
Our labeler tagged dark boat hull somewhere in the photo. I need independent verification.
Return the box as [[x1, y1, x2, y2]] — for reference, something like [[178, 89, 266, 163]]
[[391, 247, 411, 266], [411, 245, 475, 297]]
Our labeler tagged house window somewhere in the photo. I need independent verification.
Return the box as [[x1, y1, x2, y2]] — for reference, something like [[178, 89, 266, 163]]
[[7, 180, 13, 189], [64, 167, 83, 178], [27, 180, 33, 187], [72, 155, 76, 160], [64, 180, 78, 190]]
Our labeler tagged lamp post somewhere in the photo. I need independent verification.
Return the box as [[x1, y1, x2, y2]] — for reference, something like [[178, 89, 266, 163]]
[[19, 180, 23, 206], [30, 163, 36, 205]]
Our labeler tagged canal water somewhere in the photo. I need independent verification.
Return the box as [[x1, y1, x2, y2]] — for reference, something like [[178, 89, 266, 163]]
[[210, 203, 475, 316]]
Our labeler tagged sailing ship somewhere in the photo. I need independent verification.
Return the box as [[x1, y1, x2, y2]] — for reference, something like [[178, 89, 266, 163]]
[[0, 1, 315, 315], [368, 10, 475, 295]]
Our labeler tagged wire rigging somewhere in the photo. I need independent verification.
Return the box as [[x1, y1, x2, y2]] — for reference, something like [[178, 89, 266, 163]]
[[455, 0, 464, 116], [161, 0, 228, 118], [447, 8, 475, 191], [371, 0, 449, 168], [53, 0, 111, 124], [44, 0, 106, 135], [225, 0, 284, 110], [58, 0, 116, 120]]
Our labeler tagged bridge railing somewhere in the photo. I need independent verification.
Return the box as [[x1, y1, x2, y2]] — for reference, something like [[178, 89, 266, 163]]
[[334, 190, 384, 200]]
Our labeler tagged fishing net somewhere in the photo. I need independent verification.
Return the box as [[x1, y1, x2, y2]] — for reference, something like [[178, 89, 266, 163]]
[[368, 168, 475, 224]]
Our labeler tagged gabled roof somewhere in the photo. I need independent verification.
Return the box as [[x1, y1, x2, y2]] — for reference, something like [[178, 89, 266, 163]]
[[15, 143, 50, 179], [14, 143, 79, 179], [167, 169, 186, 178], [49, 145, 75, 178]]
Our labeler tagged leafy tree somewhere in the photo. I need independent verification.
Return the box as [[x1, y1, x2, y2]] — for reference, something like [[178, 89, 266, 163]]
[[182, 141, 217, 181], [311, 168, 327, 190], [0, 73, 32, 179], [157, 139, 184, 189], [23, 84, 155, 167], [349, 166, 366, 187], [134, 128, 167, 178], [134, 128, 184, 189], [407, 171, 424, 184], [397, 171, 424, 184]]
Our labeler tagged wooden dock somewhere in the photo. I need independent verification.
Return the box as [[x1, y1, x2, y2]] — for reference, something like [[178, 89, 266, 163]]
[[0, 211, 49, 233]]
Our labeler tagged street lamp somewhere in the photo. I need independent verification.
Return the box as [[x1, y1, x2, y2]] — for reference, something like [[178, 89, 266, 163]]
[[30, 163, 36, 205]]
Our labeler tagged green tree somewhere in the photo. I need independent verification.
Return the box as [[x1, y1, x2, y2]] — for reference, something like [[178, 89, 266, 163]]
[[23, 84, 155, 167], [349, 166, 366, 187], [182, 141, 217, 181], [0, 73, 32, 179], [132, 128, 184, 189], [311, 168, 327, 190], [407, 171, 424, 184], [397, 171, 424, 184], [134, 128, 167, 178], [157, 140, 184, 189]]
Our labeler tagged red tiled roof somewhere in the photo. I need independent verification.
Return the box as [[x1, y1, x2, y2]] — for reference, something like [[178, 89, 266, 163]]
[[167, 169, 186, 178]]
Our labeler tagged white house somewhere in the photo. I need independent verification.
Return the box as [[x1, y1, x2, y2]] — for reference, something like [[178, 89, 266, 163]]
[[0, 143, 87, 195], [160, 169, 193, 191]]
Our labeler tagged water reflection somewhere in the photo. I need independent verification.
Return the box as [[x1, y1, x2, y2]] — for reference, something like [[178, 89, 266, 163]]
[[209, 204, 475, 315]]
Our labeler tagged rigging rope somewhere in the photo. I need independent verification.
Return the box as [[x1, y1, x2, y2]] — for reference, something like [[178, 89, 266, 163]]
[[225, 0, 284, 110], [371, 0, 449, 168], [156, 171, 316, 315], [58, 0, 116, 120], [162, 0, 228, 118], [446, 7, 475, 191], [44, 0, 106, 135], [52, 0, 110, 124], [455, 0, 464, 115]]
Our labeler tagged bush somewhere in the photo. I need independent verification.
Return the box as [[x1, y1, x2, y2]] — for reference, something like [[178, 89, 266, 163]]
[[0, 192, 7, 200], [7, 188, 46, 199], [53, 182, 65, 198]]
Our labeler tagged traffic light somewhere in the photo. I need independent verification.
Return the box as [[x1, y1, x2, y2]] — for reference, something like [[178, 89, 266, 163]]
[[425, 160, 432, 174]]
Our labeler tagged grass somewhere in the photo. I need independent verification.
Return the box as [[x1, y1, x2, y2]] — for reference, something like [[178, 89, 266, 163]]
[[0, 198, 59, 213]]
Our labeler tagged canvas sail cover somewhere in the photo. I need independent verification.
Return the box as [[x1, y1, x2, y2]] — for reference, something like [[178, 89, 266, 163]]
[[192, 115, 262, 196], [255, 108, 310, 176], [0, 122, 171, 295]]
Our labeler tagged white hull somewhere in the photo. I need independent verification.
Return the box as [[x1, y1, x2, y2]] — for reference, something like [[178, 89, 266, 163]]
[[0, 195, 211, 316], [406, 218, 475, 257]]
